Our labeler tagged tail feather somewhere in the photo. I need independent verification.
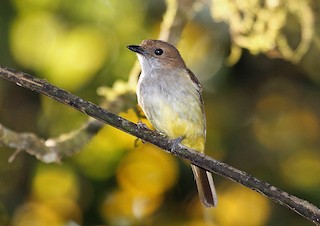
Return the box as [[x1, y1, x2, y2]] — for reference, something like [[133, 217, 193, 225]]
[[191, 165, 218, 207]]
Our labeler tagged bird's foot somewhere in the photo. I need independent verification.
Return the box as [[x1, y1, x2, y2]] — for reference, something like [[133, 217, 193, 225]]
[[134, 106, 147, 120], [171, 136, 185, 152]]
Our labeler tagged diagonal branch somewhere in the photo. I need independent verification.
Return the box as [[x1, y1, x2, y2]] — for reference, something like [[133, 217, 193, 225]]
[[0, 66, 320, 225]]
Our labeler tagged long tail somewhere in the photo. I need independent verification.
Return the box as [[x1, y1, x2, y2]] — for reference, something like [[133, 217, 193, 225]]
[[191, 164, 218, 207]]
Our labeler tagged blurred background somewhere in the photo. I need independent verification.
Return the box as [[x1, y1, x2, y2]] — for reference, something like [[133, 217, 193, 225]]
[[0, 0, 320, 225]]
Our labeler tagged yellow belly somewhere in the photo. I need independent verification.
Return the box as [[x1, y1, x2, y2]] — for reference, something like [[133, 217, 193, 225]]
[[147, 101, 205, 152]]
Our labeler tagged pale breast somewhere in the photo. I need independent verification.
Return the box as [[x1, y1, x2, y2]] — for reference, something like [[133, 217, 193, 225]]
[[136, 69, 205, 140]]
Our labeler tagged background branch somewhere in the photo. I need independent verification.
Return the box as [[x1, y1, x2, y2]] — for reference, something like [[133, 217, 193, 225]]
[[0, 66, 319, 225], [0, 120, 102, 163]]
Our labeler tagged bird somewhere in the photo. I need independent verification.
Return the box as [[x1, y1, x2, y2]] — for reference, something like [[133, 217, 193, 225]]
[[127, 39, 217, 207]]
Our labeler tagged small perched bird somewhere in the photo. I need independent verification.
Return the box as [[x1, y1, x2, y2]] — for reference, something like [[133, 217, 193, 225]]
[[127, 40, 217, 207]]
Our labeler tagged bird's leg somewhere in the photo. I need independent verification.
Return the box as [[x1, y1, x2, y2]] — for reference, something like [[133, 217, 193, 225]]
[[134, 105, 147, 120], [170, 136, 185, 151]]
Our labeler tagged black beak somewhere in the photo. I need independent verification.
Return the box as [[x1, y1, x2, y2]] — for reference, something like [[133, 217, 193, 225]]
[[127, 45, 145, 55]]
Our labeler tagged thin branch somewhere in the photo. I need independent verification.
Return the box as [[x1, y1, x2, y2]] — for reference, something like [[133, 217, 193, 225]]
[[1, 66, 320, 225], [1, 120, 103, 163]]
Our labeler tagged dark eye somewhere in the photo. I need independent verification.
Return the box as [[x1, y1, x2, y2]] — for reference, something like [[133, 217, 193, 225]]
[[154, 48, 163, 55]]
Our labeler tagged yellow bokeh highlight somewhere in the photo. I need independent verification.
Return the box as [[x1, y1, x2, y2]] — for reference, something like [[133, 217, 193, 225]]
[[253, 94, 320, 151], [11, 202, 64, 226], [92, 108, 177, 223], [22, 164, 82, 225], [281, 150, 320, 189], [101, 136, 178, 223], [101, 189, 163, 223], [213, 185, 270, 226], [10, 12, 108, 90], [117, 143, 178, 196], [179, 22, 224, 81], [43, 26, 108, 90], [44, 197, 81, 222], [74, 109, 141, 180], [32, 164, 79, 201], [10, 12, 62, 70]]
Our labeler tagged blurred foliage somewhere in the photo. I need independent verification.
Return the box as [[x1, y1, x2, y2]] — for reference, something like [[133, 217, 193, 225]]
[[1, 0, 320, 226], [11, 164, 81, 226], [9, 0, 149, 91], [211, 0, 314, 63], [212, 184, 270, 226], [74, 109, 140, 180]]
